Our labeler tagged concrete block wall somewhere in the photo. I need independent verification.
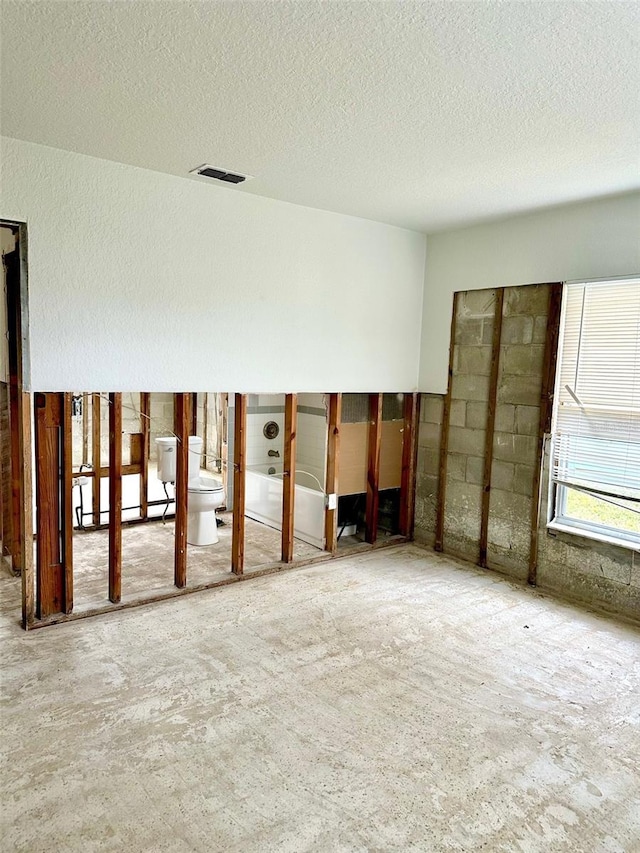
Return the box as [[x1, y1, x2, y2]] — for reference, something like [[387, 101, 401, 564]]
[[486, 284, 548, 579], [414, 284, 640, 623], [443, 288, 496, 560]]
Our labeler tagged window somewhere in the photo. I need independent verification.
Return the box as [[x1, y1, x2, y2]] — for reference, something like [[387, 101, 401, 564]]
[[549, 277, 640, 549]]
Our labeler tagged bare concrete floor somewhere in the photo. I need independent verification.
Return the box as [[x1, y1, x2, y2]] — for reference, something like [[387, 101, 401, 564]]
[[1, 545, 639, 852], [68, 513, 327, 612]]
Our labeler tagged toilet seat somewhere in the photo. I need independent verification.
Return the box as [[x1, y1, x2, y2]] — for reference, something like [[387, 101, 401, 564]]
[[188, 476, 224, 494]]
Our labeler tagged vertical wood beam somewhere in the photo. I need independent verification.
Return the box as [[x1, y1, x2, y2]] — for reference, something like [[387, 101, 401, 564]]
[[324, 393, 342, 554], [19, 392, 34, 628], [231, 393, 247, 576], [528, 283, 563, 586], [191, 392, 198, 436], [108, 393, 122, 603], [365, 393, 383, 544], [5, 247, 22, 572], [0, 383, 12, 558], [92, 393, 101, 526], [81, 393, 89, 466], [479, 289, 504, 568], [399, 392, 420, 539], [61, 393, 73, 613], [139, 392, 150, 520], [434, 292, 460, 552], [281, 394, 298, 563], [35, 393, 66, 617], [174, 393, 190, 589]]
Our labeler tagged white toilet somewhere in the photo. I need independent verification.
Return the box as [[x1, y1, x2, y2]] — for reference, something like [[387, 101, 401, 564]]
[[155, 435, 225, 546]]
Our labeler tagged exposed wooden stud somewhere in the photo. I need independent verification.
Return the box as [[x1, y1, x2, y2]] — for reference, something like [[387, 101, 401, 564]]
[[61, 393, 73, 613], [34, 393, 66, 618], [364, 393, 383, 544], [139, 392, 150, 520], [19, 391, 35, 628], [529, 283, 563, 586], [399, 392, 420, 538], [281, 394, 298, 563], [0, 383, 12, 558], [81, 392, 89, 466], [174, 393, 190, 589], [479, 288, 504, 568], [231, 394, 247, 576], [324, 393, 342, 554], [108, 392, 122, 603], [92, 393, 101, 526], [5, 246, 22, 573], [191, 392, 198, 436], [434, 292, 459, 552]]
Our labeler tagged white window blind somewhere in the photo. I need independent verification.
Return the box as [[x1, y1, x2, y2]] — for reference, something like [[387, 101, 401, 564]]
[[552, 278, 640, 504]]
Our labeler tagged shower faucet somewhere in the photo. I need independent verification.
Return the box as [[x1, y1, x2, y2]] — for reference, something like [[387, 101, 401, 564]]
[[268, 449, 280, 458]]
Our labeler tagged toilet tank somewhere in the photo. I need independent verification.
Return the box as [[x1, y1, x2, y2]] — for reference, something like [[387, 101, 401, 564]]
[[156, 436, 203, 482]]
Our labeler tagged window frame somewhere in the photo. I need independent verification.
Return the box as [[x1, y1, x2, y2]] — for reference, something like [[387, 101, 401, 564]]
[[547, 277, 640, 553]]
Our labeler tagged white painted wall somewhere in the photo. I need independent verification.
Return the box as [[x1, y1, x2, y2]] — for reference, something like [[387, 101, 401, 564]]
[[0, 138, 426, 392], [419, 192, 640, 393]]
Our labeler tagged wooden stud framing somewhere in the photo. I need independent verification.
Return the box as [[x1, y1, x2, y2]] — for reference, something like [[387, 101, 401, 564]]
[[174, 393, 191, 589], [5, 245, 22, 573], [0, 383, 11, 558], [191, 392, 198, 436], [281, 394, 298, 563], [399, 392, 420, 539], [139, 392, 150, 520], [365, 393, 383, 544], [108, 392, 122, 603], [2, 223, 35, 627], [62, 393, 73, 612], [34, 393, 71, 617], [528, 283, 563, 586], [434, 292, 459, 552], [324, 393, 342, 554], [231, 393, 247, 576], [19, 392, 35, 628], [479, 288, 504, 568], [81, 392, 89, 465], [92, 393, 101, 526]]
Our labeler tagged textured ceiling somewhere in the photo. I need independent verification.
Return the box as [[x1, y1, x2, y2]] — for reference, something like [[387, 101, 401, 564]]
[[1, 1, 639, 232]]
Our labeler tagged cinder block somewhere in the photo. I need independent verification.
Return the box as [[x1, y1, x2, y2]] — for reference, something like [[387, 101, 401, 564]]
[[504, 284, 549, 317], [451, 373, 490, 402], [446, 452, 467, 482], [420, 394, 444, 425], [449, 399, 466, 427], [493, 432, 537, 464], [502, 344, 545, 377], [465, 455, 484, 485], [419, 421, 442, 448], [497, 374, 542, 406], [448, 426, 486, 457], [495, 404, 515, 433], [489, 488, 532, 523], [458, 288, 496, 318], [418, 447, 440, 476], [515, 405, 540, 436], [457, 345, 492, 376], [514, 464, 535, 497], [416, 472, 440, 501], [491, 459, 514, 491], [533, 315, 548, 344], [501, 315, 534, 345], [466, 400, 488, 430], [454, 318, 484, 346]]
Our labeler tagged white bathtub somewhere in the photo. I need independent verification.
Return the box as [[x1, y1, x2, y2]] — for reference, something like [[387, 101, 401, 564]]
[[245, 463, 326, 550]]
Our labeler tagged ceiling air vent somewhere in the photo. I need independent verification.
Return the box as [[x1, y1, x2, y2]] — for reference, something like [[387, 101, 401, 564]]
[[189, 164, 252, 184]]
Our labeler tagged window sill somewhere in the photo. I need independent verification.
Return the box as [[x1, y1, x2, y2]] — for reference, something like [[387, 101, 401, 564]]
[[547, 519, 640, 554]]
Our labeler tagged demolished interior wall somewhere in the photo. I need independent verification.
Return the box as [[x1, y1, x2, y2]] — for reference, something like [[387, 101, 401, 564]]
[[414, 284, 639, 622]]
